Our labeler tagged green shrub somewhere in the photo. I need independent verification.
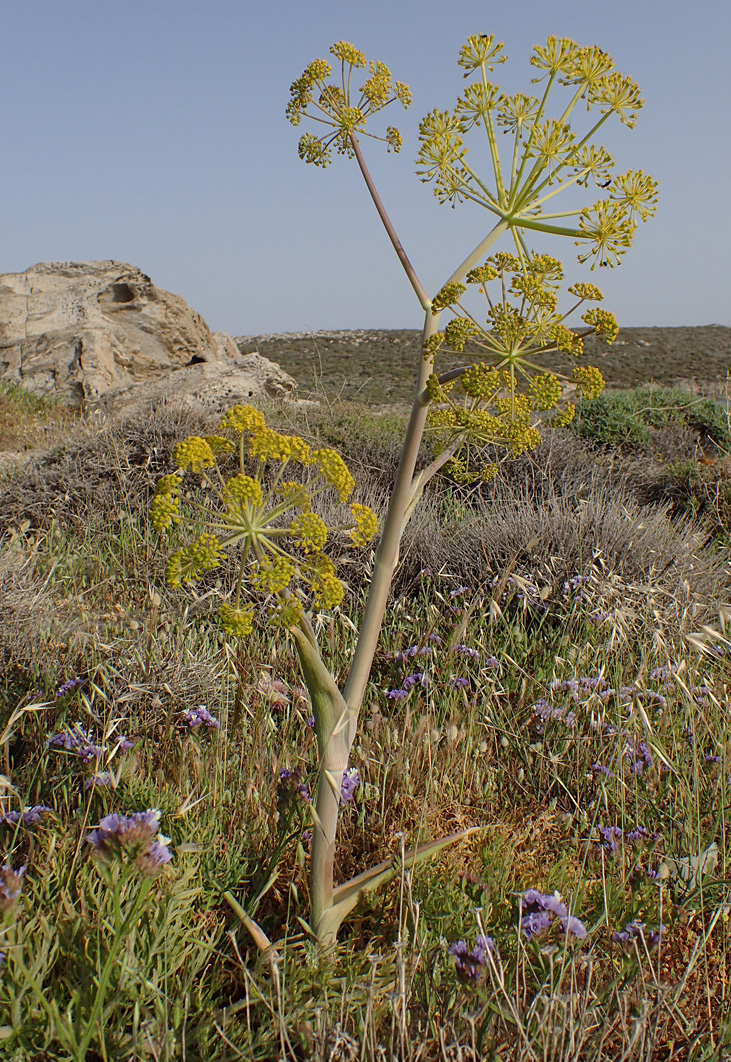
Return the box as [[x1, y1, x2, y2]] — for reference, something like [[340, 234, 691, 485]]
[[572, 386, 731, 448]]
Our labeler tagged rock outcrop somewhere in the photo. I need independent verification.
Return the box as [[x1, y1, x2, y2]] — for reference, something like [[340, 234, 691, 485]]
[[0, 261, 296, 413]]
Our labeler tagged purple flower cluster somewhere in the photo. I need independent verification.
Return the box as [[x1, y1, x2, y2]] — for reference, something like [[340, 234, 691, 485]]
[[183, 706, 220, 729], [278, 767, 311, 807], [590, 763, 614, 778], [391, 644, 434, 664], [563, 574, 591, 601], [0, 865, 26, 913], [612, 920, 666, 950], [453, 645, 479, 660], [46, 723, 134, 770], [691, 686, 712, 706], [1, 805, 51, 828], [649, 664, 676, 682], [385, 688, 409, 701], [598, 684, 638, 703], [450, 586, 470, 599], [54, 676, 84, 698], [594, 824, 659, 855], [532, 699, 576, 729], [403, 672, 429, 690], [449, 677, 470, 690], [340, 768, 359, 803], [520, 889, 587, 941], [448, 933, 494, 983], [624, 738, 654, 775], [86, 809, 173, 876], [85, 772, 113, 791]]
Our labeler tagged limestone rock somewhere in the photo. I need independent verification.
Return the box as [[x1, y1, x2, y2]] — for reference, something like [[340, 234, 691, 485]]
[[0, 261, 297, 413], [94, 351, 298, 418]]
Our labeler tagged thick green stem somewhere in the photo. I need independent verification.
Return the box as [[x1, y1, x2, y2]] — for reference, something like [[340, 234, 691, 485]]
[[342, 220, 509, 736], [289, 623, 350, 944]]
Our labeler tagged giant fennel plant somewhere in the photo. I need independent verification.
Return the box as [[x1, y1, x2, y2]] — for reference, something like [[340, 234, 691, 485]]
[[151, 34, 657, 947]]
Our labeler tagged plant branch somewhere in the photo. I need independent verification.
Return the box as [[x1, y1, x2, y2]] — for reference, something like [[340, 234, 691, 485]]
[[349, 132, 431, 311]]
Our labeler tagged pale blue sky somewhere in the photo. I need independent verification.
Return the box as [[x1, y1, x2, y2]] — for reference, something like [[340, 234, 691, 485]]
[[2, 1, 729, 334]]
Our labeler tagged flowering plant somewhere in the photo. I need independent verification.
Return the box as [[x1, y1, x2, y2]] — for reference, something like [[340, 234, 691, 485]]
[[153, 32, 656, 946]]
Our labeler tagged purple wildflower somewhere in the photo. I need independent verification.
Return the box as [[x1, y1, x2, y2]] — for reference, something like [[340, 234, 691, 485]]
[[597, 826, 623, 854], [0, 865, 25, 913], [532, 700, 576, 728], [624, 738, 654, 774], [385, 688, 409, 701], [402, 672, 429, 690], [306, 715, 316, 728], [428, 633, 442, 644], [340, 768, 360, 803], [484, 656, 499, 669], [649, 664, 676, 682], [113, 735, 134, 752], [521, 909, 554, 940], [136, 840, 174, 876], [449, 677, 470, 689], [450, 586, 470, 599], [591, 763, 614, 777], [85, 772, 113, 790], [453, 645, 479, 659], [612, 920, 666, 950], [54, 676, 84, 698], [560, 914, 588, 940], [278, 768, 311, 807], [86, 808, 172, 876], [681, 727, 695, 747], [705, 754, 721, 765], [393, 645, 433, 663], [46, 723, 105, 764], [520, 890, 585, 941], [183, 706, 220, 729], [448, 934, 494, 982], [1, 805, 52, 827], [691, 686, 712, 706]]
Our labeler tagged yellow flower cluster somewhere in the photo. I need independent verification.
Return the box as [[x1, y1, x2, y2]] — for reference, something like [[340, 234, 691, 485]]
[[220, 405, 266, 434], [568, 282, 604, 302], [431, 282, 466, 314], [313, 449, 354, 501], [218, 603, 254, 638], [349, 503, 378, 547], [174, 437, 216, 473], [151, 403, 377, 632], [290, 512, 328, 553], [222, 474, 263, 510], [572, 365, 605, 400], [307, 554, 345, 609], [252, 558, 295, 595], [551, 403, 576, 428], [278, 481, 311, 510], [249, 428, 305, 464], [529, 373, 563, 411], [149, 474, 181, 533], [581, 308, 619, 344], [165, 533, 224, 588]]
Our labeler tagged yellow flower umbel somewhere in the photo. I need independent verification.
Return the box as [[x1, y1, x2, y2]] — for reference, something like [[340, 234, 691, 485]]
[[425, 253, 609, 481], [286, 42, 411, 166], [150, 406, 378, 633]]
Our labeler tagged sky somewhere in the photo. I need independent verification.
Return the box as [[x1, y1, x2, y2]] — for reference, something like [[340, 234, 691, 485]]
[[2, 1, 729, 336]]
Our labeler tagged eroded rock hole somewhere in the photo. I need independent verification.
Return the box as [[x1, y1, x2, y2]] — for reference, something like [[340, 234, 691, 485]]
[[111, 283, 135, 304]]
